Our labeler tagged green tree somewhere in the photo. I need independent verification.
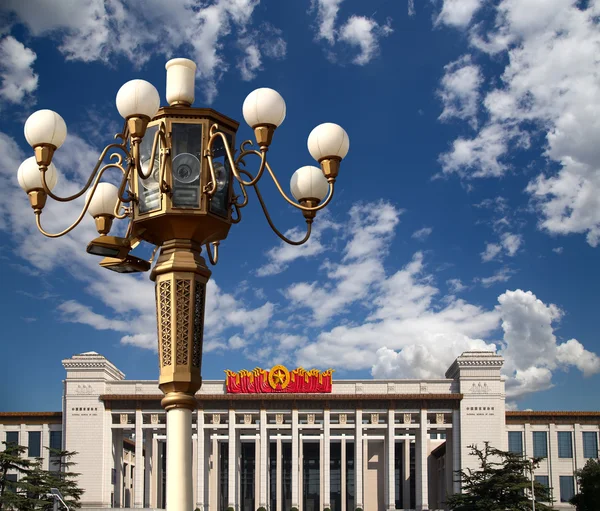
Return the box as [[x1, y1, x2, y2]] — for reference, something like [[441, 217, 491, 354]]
[[447, 442, 555, 511], [19, 457, 53, 511], [44, 448, 84, 509], [0, 441, 35, 511], [570, 458, 600, 511]]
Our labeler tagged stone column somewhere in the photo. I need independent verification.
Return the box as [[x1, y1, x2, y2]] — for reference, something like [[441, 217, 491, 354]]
[[355, 409, 363, 510], [114, 429, 124, 508], [452, 409, 461, 494], [210, 436, 218, 511], [151, 434, 159, 508], [292, 409, 299, 509], [228, 409, 237, 509], [197, 410, 205, 510], [402, 439, 410, 510], [42, 424, 50, 471], [134, 410, 144, 508], [144, 430, 153, 508], [324, 409, 331, 508], [277, 436, 282, 511], [387, 410, 395, 511], [548, 423, 559, 503], [341, 436, 347, 511], [574, 424, 584, 471], [416, 409, 429, 511], [260, 409, 268, 508]]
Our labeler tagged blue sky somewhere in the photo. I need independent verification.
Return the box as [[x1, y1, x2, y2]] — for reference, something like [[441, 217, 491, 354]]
[[1, 0, 600, 413]]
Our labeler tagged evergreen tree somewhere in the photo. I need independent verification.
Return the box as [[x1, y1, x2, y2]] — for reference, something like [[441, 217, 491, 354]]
[[44, 448, 83, 509], [570, 458, 600, 511], [0, 441, 34, 511], [19, 458, 53, 511], [447, 442, 556, 511]]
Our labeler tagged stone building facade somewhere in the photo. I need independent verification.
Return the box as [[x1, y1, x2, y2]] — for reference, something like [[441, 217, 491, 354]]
[[0, 350, 598, 511]]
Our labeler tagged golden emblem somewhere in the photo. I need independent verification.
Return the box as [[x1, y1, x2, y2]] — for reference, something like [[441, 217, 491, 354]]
[[268, 364, 290, 389]]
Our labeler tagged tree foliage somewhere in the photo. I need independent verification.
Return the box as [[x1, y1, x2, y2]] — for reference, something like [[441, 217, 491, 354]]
[[447, 442, 556, 511], [570, 458, 600, 511], [0, 443, 83, 511]]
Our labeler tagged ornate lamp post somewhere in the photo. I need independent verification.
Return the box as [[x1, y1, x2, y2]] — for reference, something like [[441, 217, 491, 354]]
[[17, 58, 349, 511]]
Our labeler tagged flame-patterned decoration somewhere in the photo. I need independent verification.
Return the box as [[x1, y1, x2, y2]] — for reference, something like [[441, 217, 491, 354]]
[[225, 364, 334, 393]]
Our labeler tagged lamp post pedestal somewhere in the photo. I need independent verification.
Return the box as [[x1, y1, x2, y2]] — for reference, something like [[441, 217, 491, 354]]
[[151, 239, 211, 511]]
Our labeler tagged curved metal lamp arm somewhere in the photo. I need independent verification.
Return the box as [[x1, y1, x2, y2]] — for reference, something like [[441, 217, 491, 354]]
[[238, 169, 312, 246], [205, 241, 220, 265], [207, 125, 268, 192], [134, 122, 168, 181], [237, 148, 335, 212], [40, 141, 131, 203], [34, 163, 125, 238]]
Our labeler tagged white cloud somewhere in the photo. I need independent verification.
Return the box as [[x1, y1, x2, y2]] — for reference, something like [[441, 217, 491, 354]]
[[310, 0, 392, 65], [447, 278, 466, 294], [311, 0, 344, 44], [408, 0, 415, 17], [501, 232, 521, 256], [256, 217, 339, 277], [411, 226, 432, 241], [435, 0, 484, 28], [552, 247, 563, 254], [0, 36, 38, 104], [476, 267, 514, 287], [481, 242, 502, 262], [437, 0, 600, 245], [438, 55, 483, 128], [2, 0, 284, 103], [285, 201, 400, 325], [237, 23, 286, 81], [338, 16, 393, 66]]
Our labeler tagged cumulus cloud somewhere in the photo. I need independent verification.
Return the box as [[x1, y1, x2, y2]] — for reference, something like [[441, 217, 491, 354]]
[[338, 16, 393, 66], [481, 232, 522, 262], [0, 36, 38, 104], [310, 0, 392, 65], [436, 0, 600, 246], [1, 0, 284, 103], [476, 267, 514, 287], [411, 226, 433, 241], [256, 217, 339, 277], [435, 0, 485, 28], [438, 55, 483, 128]]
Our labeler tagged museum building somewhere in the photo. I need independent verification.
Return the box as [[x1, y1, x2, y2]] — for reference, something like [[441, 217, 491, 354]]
[[1, 350, 599, 511]]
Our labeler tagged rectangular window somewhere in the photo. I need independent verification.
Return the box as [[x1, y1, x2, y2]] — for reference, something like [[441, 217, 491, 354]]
[[28, 431, 41, 458], [5, 432, 18, 445], [533, 431, 548, 458], [559, 475, 575, 502], [583, 432, 598, 458], [557, 431, 573, 458], [49, 431, 62, 451], [5, 474, 17, 493], [535, 475, 549, 487], [430, 433, 437, 440], [508, 431, 523, 454]]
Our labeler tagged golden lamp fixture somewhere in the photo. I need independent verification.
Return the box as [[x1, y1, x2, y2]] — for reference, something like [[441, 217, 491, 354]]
[[17, 59, 349, 405]]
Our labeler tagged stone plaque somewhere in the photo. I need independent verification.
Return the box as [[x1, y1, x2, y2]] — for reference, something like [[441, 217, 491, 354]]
[[244, 414, 252, 425], [151, 414, 159, 425], [307, 413, 315, 425], [339, 414, 347, 425], [212, 414, 221, 425], [275, 413, 284, 425], [436, 413, 445, 425], [371, 413, 379, 424], [120, 414, 128, 425], [403, 413, 412, 424]]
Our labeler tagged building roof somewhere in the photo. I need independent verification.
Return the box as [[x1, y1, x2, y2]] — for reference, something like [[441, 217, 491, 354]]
[[0, 412, 63, 424]]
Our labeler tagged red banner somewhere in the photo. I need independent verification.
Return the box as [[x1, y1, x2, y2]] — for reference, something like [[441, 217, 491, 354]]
[[225, 365, 333, 393]]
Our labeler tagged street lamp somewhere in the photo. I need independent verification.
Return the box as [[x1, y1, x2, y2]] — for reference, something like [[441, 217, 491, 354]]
[[17, 58, 349, 511]]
